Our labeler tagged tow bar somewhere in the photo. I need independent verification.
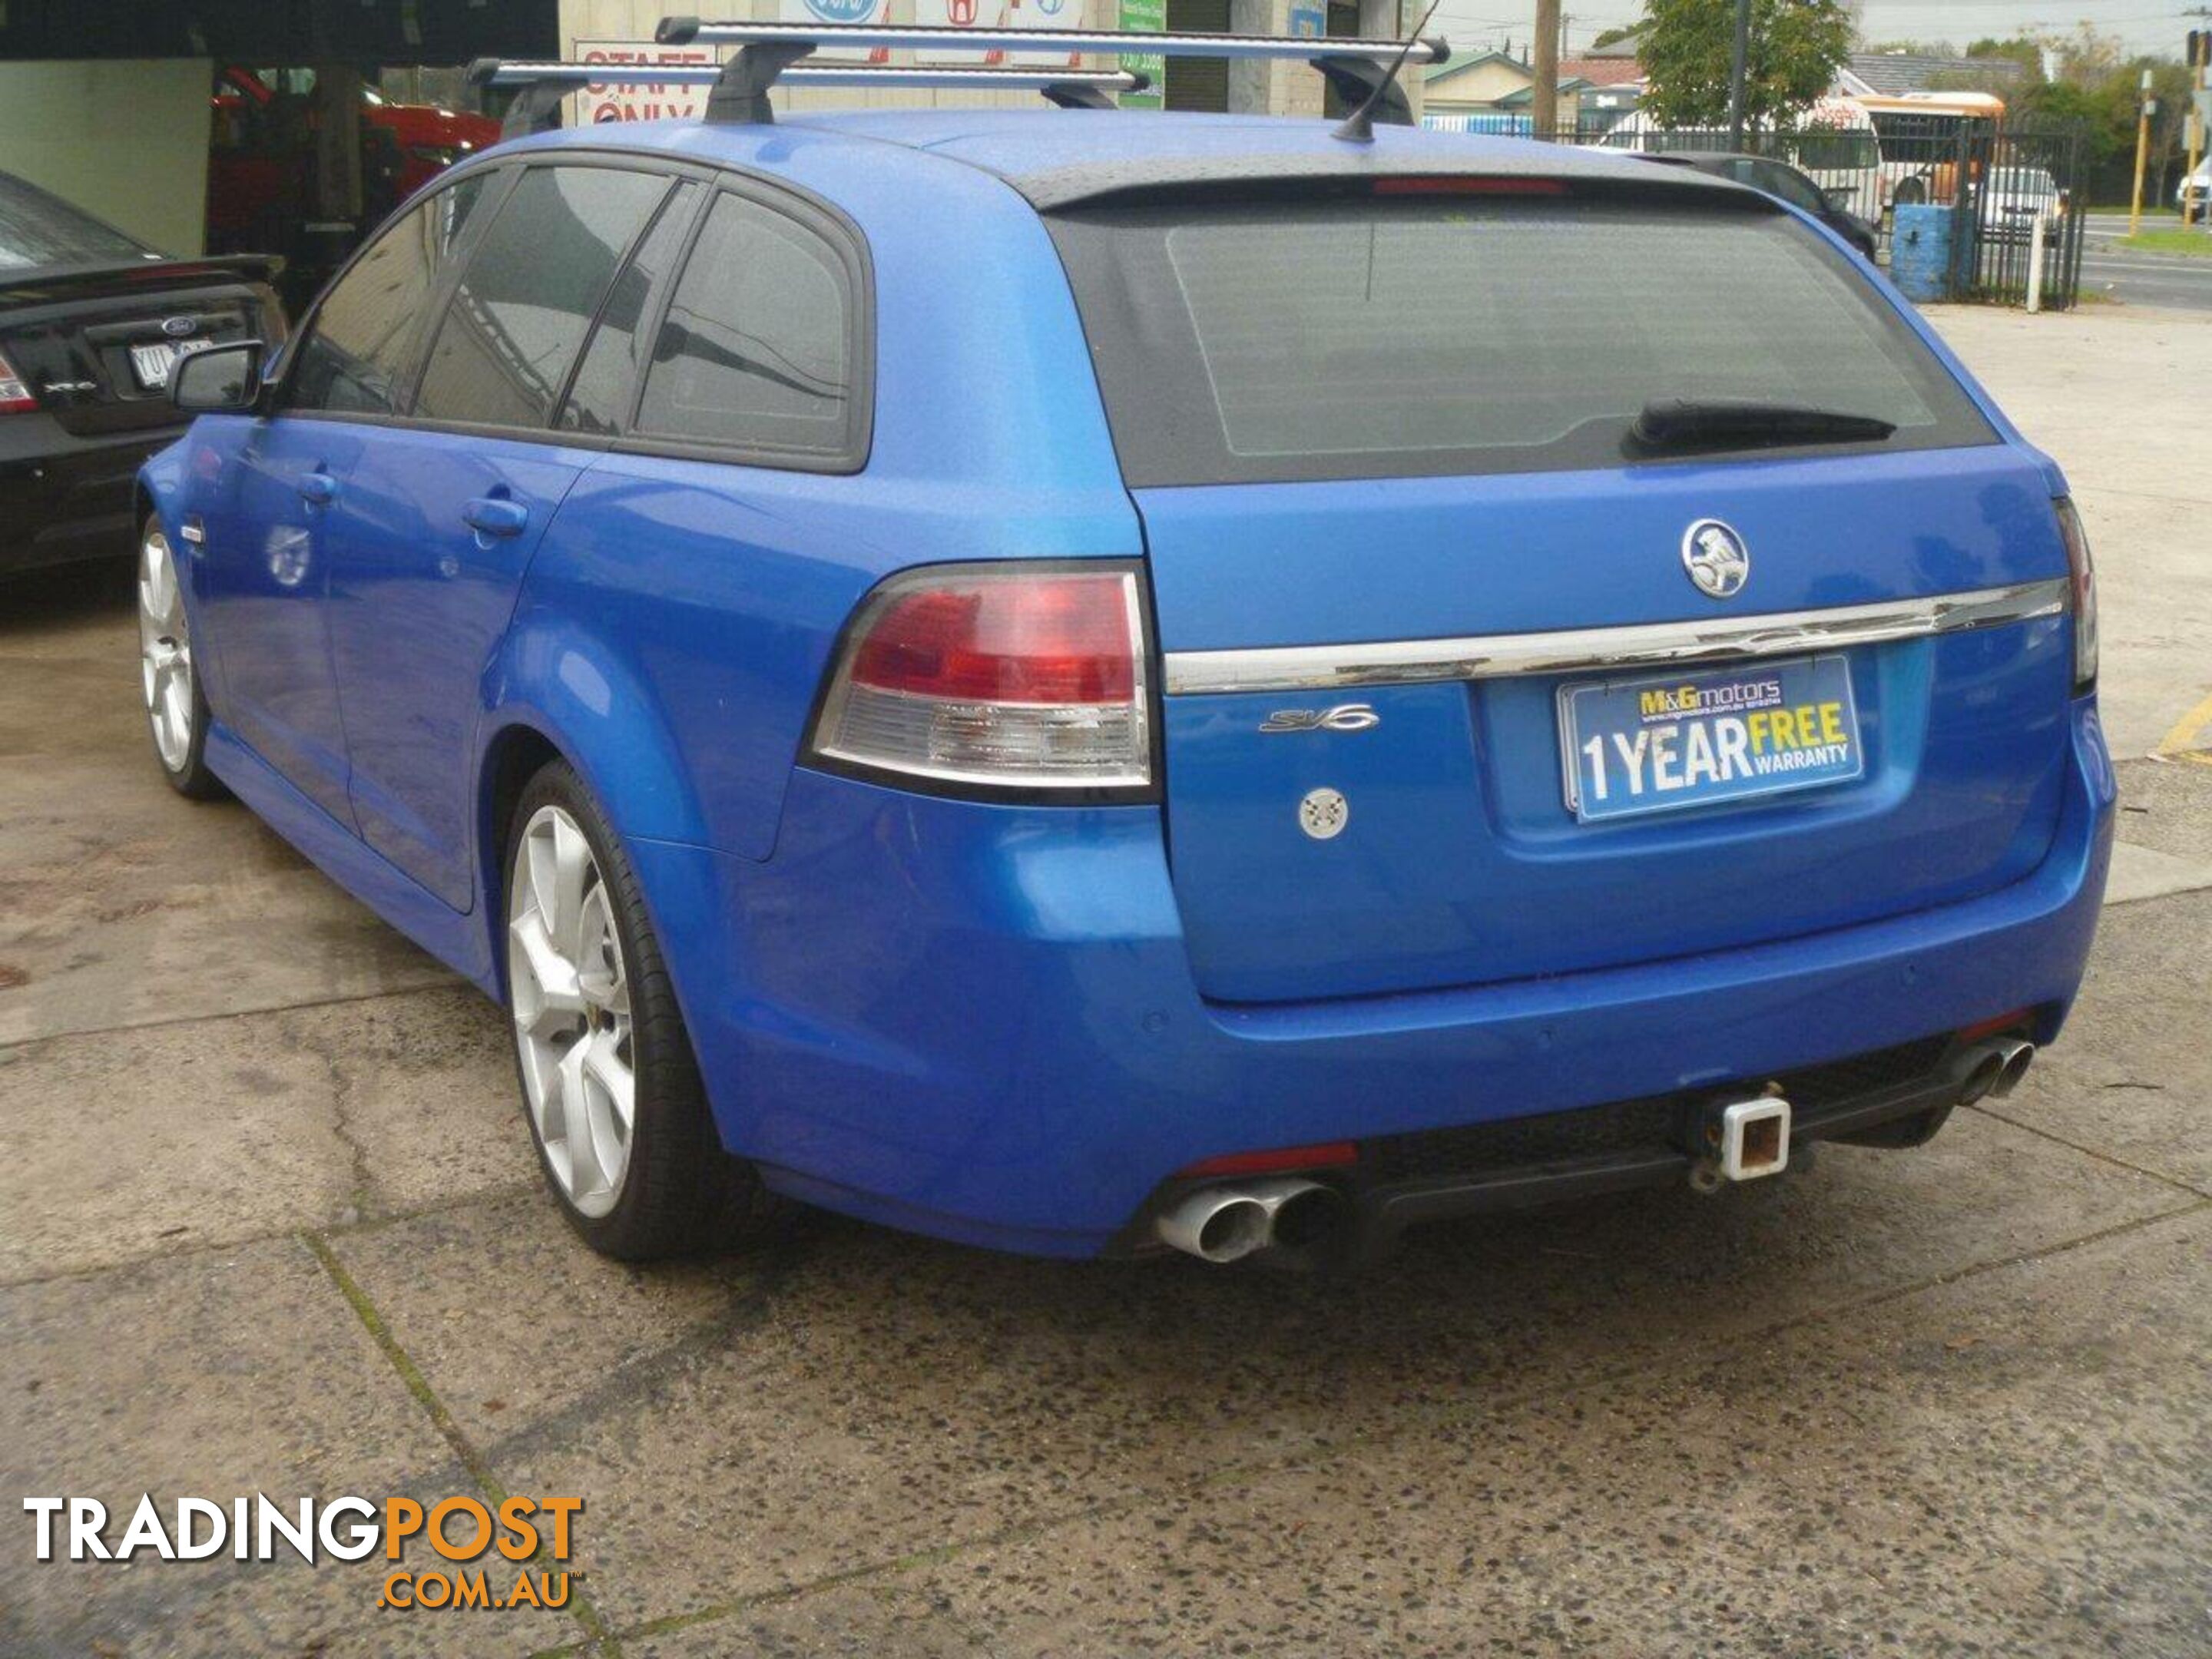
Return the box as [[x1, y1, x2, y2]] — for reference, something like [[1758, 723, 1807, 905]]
[[1687, 1093, 1792, 1193]]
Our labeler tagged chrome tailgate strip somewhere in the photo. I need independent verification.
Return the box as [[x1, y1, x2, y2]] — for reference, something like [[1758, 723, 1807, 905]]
[[1161, 579, 2069, 697]]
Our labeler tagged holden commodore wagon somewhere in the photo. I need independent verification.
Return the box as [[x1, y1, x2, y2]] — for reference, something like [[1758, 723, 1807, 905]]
[[138, 31, 2111, 1268]]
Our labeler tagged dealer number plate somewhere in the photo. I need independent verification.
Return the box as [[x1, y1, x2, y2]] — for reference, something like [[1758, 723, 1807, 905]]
[[129, 337, 211, 391], [1558, 654, 1863, 824]]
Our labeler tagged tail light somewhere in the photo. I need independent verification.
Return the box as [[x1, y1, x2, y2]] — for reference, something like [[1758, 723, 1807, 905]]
[[807, 562, 1153, 798], [0, 346, 37, 415], [2055, 497, 2096, 692]]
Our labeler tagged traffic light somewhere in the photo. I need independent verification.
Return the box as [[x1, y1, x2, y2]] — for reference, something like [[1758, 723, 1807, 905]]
[[2191, 29, 2210, 71]]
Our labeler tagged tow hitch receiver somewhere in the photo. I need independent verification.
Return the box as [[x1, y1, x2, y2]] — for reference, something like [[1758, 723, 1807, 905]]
[[1689, 1094, 1793, 1189]]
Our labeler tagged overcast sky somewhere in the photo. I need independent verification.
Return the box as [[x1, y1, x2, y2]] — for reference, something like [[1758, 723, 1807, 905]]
[[1426, 0, 2200, 64]]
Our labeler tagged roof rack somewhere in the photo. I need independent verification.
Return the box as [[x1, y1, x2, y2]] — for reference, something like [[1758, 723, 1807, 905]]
[[468, 58, 1147, 136], [651, 18, 1449, 127]]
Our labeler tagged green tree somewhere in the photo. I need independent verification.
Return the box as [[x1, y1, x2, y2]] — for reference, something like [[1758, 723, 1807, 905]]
[[1637, 0, 1854, 127]]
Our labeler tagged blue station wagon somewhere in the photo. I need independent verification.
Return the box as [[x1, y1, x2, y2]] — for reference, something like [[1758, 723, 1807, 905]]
[[137, 22, 2112, 1267]]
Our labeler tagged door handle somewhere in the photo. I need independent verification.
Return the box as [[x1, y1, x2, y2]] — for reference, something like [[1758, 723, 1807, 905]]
[[462, 496, 530, 538], [296, 470, 337, 506]]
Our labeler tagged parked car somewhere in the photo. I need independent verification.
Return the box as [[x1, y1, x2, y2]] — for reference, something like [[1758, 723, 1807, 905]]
[[140, 101, 2111, 1267], [2178, 156, 2210, 224], [0, 171, 283, 578], [1632, 151, 1879, 257], [1978, 165, 2064, 243]]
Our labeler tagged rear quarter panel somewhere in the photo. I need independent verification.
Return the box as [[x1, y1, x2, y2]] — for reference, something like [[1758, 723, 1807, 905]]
[[486, 134, 1142, 866]]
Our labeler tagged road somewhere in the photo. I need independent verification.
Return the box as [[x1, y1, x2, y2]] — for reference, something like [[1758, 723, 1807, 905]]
[[2075, 212, 2212, 313]]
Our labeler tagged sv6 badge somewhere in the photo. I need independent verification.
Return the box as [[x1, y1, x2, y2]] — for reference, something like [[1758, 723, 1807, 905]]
[[1259, 703, 1380, 733]]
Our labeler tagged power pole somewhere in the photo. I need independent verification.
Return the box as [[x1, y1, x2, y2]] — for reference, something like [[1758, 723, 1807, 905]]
[[2189, 23, 2211, 231], [2129, 68, 2154, 237], [1532, 0, 1561, 137], [1726, 0, 1751, 149]]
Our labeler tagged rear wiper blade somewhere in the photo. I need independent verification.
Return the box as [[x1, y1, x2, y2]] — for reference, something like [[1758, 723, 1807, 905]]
[[1631, 399, 1897, 451]]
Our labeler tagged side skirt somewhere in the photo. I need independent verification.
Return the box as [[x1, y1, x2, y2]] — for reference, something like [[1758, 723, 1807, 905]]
[[205, 723, 501, 996]]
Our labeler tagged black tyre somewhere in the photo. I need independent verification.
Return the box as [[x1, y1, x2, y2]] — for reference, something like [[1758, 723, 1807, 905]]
[[137, 516, 225, 801], [503, 759, 788, 1259]]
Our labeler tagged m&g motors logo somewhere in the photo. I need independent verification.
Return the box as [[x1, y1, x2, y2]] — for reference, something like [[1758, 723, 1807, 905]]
[[25, 1493, 581, 1613]]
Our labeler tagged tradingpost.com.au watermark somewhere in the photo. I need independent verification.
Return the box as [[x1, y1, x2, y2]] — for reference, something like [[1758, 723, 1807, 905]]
[[25, 1493, 582, 1611]]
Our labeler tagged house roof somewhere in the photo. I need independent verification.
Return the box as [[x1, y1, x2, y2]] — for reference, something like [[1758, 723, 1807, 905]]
[[1558, 57, 1646, 88], [1496, 78, 1594, 107], [1422, 49, 1528, 84], [1841, 51, 2027, 96]]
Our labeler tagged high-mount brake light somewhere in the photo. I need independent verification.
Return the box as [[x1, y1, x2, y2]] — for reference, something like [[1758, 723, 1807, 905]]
[[0, 346, 37, 415], [809, 564, 1153, 796], [1372, 177, 1568, 196], [2055, 497, 2096, 692]]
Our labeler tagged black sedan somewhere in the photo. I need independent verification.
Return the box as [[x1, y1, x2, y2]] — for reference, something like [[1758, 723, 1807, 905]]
[[0, 172, 284, 577], [1632, 151, 1879, 260]]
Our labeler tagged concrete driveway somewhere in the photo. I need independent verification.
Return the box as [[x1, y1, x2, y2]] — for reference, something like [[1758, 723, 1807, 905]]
[[3, 308, 2210, 1658]]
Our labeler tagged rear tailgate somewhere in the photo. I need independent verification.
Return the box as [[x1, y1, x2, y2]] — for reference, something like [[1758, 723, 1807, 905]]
[[1046, 177, 2078, 1005], [1144, 451, 2070, 1002]]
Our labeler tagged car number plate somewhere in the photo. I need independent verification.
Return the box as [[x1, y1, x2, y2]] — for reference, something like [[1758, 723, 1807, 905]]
[[1558, 654, 1863, 824], [129, 337, 211, 390]]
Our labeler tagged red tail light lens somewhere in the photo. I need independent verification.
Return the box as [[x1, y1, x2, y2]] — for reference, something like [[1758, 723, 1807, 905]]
[[2055, 497, 2096, 692], [0, 346, 37, 415], [810, 564, 1152, 796]]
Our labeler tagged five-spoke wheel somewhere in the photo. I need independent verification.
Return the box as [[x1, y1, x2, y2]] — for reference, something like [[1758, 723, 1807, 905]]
[[502, 760, 786, 1257], [137, 517, 223, 799], [509, 804, 637, 1218]]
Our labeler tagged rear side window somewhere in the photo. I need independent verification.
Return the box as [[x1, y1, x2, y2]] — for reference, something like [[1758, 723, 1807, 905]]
[[0, 174, 154, 270], [558, 182, 698, 437], [1048, 195, 1995, 485], [290, 173, 495, 416], [635, 190, 859, 462], [414, 165, 672, 429]]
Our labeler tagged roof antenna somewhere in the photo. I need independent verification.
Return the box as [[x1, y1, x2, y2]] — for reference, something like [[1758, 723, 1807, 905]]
[[1332, 0, 1442, 144]]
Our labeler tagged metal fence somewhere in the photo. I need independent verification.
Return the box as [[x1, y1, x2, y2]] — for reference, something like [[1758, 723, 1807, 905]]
[[1425, 111, 2091, 310]]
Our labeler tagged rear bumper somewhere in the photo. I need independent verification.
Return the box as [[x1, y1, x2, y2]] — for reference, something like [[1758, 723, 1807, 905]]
[[0, 412, 180, 575], [634, 699, 2114, 1259]]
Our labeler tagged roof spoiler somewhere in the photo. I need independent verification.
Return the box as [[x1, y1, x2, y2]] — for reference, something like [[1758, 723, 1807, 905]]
[[646, 18, 1449, 126], [466, 57, 1150, 136]]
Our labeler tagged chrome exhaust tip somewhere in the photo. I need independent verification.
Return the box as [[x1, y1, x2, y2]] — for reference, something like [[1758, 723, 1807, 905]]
[[1986, 1038, 2035, 1099], [1956, 1048, 2008, 1106], [1246, 1177, 1344, 1253], [1156, 1189, 1271, 1263], [1155, 1178, 1345, 1264]]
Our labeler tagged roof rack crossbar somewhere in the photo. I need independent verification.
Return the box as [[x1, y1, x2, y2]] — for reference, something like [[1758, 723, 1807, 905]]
[[660, 18, 1444, 65], [466, 57, 1147, 131], [651, 18, 1445, 125]]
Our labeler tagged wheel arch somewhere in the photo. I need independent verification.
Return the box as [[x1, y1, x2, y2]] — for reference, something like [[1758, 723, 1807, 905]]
[[475, 621, 720, 991]]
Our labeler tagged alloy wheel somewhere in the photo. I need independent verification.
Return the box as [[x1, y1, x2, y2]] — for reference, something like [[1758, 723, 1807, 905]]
[[137, 527, 194, 772], [508, 806, 636, 1218]]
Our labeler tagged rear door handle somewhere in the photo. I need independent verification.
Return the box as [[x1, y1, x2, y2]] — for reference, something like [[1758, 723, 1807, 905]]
[[296, 470, 337, 506], [462, 497, 530, 538]]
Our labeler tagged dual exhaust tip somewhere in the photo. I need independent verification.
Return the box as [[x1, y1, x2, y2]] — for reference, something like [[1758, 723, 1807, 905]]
[[1155, 1177, 1344, 1266], [1957, 1037, 2035, 1106]]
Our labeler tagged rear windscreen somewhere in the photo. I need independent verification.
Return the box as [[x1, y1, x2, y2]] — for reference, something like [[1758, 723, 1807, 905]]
[[0, 174, 154, 272], [1046, 195, 1995, 485]]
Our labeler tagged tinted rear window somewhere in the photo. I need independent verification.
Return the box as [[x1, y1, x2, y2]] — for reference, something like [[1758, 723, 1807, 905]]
[[0, 174, 154, 270], [1048, 195, 1994, 485]]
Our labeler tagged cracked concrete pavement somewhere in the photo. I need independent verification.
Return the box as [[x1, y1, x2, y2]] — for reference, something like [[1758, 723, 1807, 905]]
[[1, 308, 2208, 1657]]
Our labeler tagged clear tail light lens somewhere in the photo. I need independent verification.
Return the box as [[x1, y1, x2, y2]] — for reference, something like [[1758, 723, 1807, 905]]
[[0, 346, 37, 414], [2055, 497, 2096, 692], [808, 563, 1153, 797]]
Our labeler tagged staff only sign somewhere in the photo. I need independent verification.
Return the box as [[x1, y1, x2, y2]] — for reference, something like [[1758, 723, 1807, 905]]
[[570, 41, 720, 123]]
